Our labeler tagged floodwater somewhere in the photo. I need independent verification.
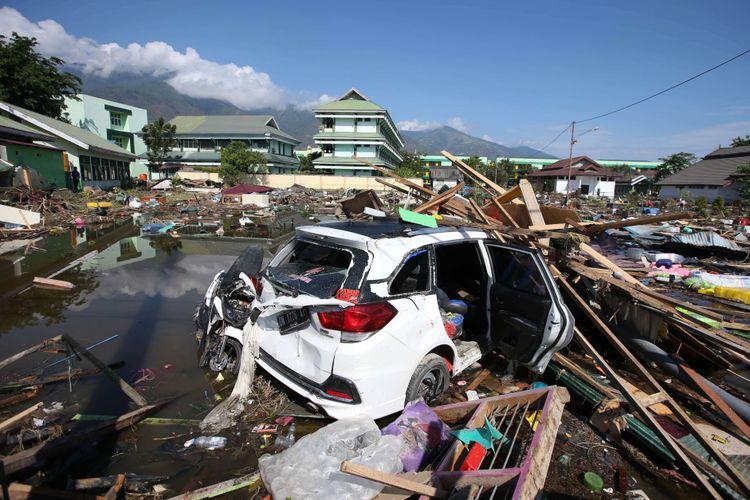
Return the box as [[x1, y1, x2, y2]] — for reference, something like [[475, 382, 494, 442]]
[[0, 220, 296, 494]]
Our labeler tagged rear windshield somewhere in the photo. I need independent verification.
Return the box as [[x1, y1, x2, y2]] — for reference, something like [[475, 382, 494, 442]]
[[266, 239, 368, 298]]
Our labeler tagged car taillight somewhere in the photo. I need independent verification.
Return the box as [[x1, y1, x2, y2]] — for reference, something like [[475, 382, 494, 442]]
[[250, 276, 263, 297], [317, 302, 397, 334], [324, 389, 353, 401]]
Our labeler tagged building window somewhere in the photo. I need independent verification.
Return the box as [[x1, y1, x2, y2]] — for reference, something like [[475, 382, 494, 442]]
[[110, 112, 123, 127], [112, 136, 128, 149]]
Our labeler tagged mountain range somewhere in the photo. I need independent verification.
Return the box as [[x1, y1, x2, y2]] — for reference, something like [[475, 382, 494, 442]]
[[80, 74, 551, 159]]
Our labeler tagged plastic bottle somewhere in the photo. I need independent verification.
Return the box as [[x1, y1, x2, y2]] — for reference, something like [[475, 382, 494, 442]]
[[184, 436, 228, 450], [274, 422, 297, 449]]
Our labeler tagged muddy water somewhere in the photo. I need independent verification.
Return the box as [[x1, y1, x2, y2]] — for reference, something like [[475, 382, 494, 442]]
[[0, 221, 289, 493]]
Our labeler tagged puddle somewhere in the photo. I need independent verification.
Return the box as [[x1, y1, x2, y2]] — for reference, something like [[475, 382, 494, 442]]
[[0, 221, 304, 493]]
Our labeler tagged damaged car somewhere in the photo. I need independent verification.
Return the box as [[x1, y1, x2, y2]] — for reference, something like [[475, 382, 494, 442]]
[[196, 220, 574, 419]]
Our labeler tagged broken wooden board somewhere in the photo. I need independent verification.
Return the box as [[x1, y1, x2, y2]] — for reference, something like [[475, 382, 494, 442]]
[[166, 472, 260, 500], [32, 277, 75, 291], [584, 211, 694, 235], [0, 335, 63, 371], [2, 403, 161, 475], [0, 402, 43, 434], [413, 182, 465, 214], [340, 190, 384, 217], [341, 461, 447, 498]]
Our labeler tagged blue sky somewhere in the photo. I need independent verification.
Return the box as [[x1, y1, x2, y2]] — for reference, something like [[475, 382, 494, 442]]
[[2, 0, 749, 159]]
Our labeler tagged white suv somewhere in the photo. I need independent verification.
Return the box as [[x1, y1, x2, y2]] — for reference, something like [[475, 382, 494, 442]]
[[199, 220, 574, 420]]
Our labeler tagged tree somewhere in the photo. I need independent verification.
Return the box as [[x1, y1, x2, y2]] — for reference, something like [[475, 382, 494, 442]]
[[0, 33, 82, 120], [731, 135, 750, 147], [654, 152, 696, 182], [711, 196, 725, 217], [694, 196, 708, 217], [461, 156, 485, 172], [394, 151, 424, 178], [219, 141, 267, 185], [141, 118, 177, 171], [298, 151, 321, 174], [736, 163, 750, 205], [485, 158, 515, 187]]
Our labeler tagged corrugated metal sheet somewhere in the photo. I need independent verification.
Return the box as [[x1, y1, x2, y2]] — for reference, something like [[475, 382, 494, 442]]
[[668, 231, 744, 252]]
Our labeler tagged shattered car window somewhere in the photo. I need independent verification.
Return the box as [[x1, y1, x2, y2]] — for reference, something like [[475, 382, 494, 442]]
[[267, 239, 366, 298], [489, 247, 548, 297]]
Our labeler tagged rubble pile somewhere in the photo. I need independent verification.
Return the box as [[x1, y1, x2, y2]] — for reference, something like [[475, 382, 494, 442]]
[[1, 152, 749, 498]]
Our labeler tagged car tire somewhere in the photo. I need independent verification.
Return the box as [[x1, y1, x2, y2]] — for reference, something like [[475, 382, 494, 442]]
[[405, 354, 449, 406]]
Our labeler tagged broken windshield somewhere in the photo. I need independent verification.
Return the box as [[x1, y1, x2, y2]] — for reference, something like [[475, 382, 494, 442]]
[[267, 239, 368, 298]]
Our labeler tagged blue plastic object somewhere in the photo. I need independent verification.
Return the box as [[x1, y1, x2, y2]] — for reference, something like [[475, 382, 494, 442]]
[[530, 381, 548, 390]]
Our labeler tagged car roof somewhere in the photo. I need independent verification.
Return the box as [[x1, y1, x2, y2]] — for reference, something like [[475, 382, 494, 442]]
[[309, 219, 489, 240]]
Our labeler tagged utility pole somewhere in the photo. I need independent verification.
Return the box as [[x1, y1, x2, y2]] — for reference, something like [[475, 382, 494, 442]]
[[564, 121, 576, 206]]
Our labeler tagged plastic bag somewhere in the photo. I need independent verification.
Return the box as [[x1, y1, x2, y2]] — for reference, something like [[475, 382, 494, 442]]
[[259, 415, 403, 500], [381, 399, 452, 472]]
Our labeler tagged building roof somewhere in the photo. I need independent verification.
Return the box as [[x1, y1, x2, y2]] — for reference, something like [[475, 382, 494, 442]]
[[0, 115, 56, 142], [0, 101, 136, 160], [526, 156, 623, 178], [314, 88, 385, 112], [657, 145, 750, 186], [221, 184, 274, 195], [168, 115, 299, 143], [430, 167, 461, 181]]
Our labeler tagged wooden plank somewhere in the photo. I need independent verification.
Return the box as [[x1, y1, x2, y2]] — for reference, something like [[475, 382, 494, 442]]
[[638, 392, 669, 408], [441, 150, 514, 200], [413, 182, 465, 213], [579, 243, 644, 288], [103, 474, 126, 500], [0, 402, 43, 433], [518, 180, 544, 228], [570, 326, 721, 499], [679, 361, 750, 440], [552, 353, 620, 401], [489, 198, 520, 228], [0, 387, 40, 410], [465, 368, 491, 392], [62, 335, 147, 407], [8, 483, 97, 500], [2, 403, 160, 475], [32, 277, 75, 291], [555, 270, 749, 497], [340, 461, 447, 498], [494, 184, 521, 204], [468, 199, 506, 243], [166, 472, 260, 500], [584, 212, 694, 235], [0, 335, 63, 371]]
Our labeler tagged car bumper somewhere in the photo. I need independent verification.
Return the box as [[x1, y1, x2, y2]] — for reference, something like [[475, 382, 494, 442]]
[[256, 350, 371, 420]]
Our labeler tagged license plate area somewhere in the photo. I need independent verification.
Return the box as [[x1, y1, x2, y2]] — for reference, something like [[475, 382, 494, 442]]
[[277, 308, 310, 334]]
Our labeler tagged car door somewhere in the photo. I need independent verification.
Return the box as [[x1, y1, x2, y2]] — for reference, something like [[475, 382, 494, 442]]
[[483, 242, 573, 372]]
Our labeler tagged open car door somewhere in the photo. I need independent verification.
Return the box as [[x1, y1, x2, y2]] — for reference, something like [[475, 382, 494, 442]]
[[484, 243, 573, 372]]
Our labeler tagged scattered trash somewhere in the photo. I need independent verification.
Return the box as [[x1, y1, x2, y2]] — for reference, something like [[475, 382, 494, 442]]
[[183, 436, 228, 450]]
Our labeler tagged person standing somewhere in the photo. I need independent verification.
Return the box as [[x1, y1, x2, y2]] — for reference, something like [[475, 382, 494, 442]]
[[71, 167, 80, 192]]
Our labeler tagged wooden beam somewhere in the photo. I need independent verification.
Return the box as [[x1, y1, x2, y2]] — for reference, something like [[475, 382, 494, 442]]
[[441, 150, 512, 200], [678, 361, 750, 440], [2, 404, 161, 475], [62, 335, 147, 407], [166, 473, 260, 500], [518, 180, 544, 228], [489, 198, 520, 228], [7, 483, 98, 500], [494, 184, 522, 204], [579, 243, 644, 288], [103, 474, 126, 500], [584, 212, 694, 235], [0, 402, 43, 434], [340, 461, 447, 498], [0, 335, 63, 371], [32, 277, 74, 291], [555, 271, 750, 497], [413, 182, 465, 213]]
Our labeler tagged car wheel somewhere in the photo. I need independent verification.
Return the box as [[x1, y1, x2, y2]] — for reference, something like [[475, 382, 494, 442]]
[[405, 354, 449, 406], [223, 338, 243, 375]]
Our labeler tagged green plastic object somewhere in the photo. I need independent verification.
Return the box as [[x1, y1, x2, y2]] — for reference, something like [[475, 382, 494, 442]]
[[398, 208, 437, 228], [583, 471, 604, 491]]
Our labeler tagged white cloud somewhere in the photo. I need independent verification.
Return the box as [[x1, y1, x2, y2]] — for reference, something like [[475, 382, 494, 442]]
[[397, 119, 442, 131], [397, 116, 472, 133], [482, 134, 499, 143], [0, 7, 329, 110], [446, 117, 470, 133]]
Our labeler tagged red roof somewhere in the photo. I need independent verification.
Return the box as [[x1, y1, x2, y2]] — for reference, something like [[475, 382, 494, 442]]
[[221, 184, 274, 195], [527, 156, 622, 178]]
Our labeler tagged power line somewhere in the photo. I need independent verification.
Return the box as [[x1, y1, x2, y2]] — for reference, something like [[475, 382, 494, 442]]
[[539, 123, 572, 152], [576, 47, 750, 124]]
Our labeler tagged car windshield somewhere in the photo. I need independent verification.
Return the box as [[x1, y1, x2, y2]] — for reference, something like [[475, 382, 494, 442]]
[[267, 239, 368, 298]]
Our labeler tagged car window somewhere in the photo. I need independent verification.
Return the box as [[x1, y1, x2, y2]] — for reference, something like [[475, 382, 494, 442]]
[[488, 246, 548, 297], [267, 239, 366, 298], [389, 249, 430, 295]]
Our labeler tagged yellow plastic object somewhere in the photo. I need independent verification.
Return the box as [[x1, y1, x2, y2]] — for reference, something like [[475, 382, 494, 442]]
[[699, 286, 750, 305], [86, 202, 112, 208]]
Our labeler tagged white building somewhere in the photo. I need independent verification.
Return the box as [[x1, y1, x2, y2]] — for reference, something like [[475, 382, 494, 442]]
[[526, 156, 621, 198], [313, 88, 404, 176]]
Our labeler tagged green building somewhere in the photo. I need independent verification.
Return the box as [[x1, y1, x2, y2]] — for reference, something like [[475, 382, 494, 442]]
[[159, 115, 300, 178], [313, 88, 404, 176], [0, 100, 136, 189], [0, 115, 66, 187], [63, 94, 149, 178]]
